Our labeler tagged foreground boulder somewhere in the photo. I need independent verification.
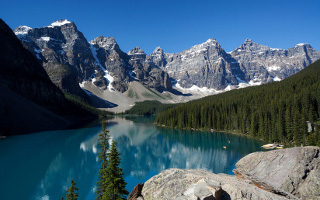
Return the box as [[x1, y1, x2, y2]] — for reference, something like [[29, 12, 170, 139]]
[[141, 168, 297, 200], [140, 147, 320, 200], [235, 146, 320, 199]]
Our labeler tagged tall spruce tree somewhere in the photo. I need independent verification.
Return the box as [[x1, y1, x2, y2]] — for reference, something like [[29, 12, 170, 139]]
[[96, 121, 111, 200], [66, 180, 79, 200], [103, 141, 128, 200]]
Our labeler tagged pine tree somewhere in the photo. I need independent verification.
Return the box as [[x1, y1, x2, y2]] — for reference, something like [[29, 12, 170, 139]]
[[66, 180, 79, 200], [103, 141, 128, 200], [96, 121, 111, 200]]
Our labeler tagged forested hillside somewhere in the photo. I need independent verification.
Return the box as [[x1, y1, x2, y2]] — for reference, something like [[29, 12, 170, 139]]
[[124, 101, 176, 115], [155, 59, 320, 146]]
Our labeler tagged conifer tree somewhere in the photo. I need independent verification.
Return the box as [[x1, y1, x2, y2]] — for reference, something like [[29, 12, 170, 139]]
[[66, 180, 79, 200], [96, 121, 111, 200], [103, 141, 128, 200]]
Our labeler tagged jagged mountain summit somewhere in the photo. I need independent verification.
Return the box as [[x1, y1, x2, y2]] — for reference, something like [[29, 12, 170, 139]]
[[13, 19, 320, 112], [230, 39, 320, 84], [14, 20, 172, 96]]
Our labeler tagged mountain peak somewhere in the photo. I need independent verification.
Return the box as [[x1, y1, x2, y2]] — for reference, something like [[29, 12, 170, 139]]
[[295, 43, 310, 48], [244, 38, 253, 43], [204, 38, 218, 44], [128, 47, 145, 55], [14, 26, 32, 35], [90, 36, 121, 52], [47, 19, 72, 28], [152, 46, 164, 54]]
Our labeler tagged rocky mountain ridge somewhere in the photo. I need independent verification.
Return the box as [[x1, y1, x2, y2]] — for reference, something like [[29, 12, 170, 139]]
[[14, 19, 320, 111]]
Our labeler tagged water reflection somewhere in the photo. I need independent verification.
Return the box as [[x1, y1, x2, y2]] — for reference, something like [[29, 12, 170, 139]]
[[0, 116, 263, 200]]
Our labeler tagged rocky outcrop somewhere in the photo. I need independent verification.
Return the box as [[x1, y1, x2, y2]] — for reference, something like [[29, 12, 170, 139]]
[[140, 147, 320, 200], [141, 168, 296, 200], [235, 146, 320, 199], [127, 183, 144, 200]]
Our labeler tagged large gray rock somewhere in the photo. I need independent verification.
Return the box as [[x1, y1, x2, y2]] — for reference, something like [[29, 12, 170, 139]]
[[235, 146, 320, 199], [142, 168, 296, 200], [141, 147, 320, 200]]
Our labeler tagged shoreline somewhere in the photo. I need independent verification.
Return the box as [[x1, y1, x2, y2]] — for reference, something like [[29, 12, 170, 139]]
[[154, 123, 267, 142]]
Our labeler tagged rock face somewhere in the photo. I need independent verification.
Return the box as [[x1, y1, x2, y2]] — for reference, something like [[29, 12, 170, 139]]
[[128, 46, 173, 92], [159, 39, 244, 90], [14, 19, 101, 98], [230, 39, 320, 84], [0, 19, 66, 112], [141, 147, 320, 200], [235, 146, 320, 199]]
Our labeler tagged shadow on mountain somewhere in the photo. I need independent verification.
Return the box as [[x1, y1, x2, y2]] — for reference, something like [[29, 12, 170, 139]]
[[170, 88, 192, 96], [85, 90, 118, 108]]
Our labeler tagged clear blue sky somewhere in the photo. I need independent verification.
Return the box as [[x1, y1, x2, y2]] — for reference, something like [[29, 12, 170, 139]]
[[1, 0, 319, 54]]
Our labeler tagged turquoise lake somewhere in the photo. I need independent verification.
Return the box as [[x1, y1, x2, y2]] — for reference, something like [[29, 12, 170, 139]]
[[0, 116, 264, 200]]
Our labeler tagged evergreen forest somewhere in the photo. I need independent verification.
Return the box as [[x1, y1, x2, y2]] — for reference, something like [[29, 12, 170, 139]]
[[155, 59, 320, 146], [124, 100, 176, 115]]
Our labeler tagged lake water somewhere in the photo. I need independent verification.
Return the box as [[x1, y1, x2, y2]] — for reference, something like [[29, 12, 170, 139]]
[[0, 116, 264, 200]]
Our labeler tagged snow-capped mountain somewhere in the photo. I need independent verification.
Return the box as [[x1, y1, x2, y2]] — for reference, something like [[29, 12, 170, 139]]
[[13, 19, 320, 109], [230, 39, 320, 84], [14, 19, 101, 98], [158, 38, 244, 90]]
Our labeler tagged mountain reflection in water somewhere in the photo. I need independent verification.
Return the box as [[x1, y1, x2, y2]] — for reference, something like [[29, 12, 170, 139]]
[[0, 116, 263, 200]]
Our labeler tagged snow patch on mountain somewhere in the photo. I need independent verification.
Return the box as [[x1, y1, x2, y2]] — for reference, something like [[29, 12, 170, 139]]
[[14, 26, 32, 35], [296, 43, 308, 47], [39, 37, 51, 41], [273, 76, 282, 81], [47, 19, 71, 28], [267, 65, 281, 72], [89, 44, 115, 92]]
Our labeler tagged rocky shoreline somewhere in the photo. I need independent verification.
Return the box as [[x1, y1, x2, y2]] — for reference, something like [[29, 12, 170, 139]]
[[128, 146, 320, 200]]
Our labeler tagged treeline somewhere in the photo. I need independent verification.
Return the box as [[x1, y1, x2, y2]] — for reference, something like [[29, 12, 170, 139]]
[[155, 59, 320, 146], [124, 100, 176, 115], [65, 93, 113, 117]]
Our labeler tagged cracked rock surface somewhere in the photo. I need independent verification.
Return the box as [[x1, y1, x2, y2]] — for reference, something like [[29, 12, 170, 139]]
[[235, 146, 320, 199]]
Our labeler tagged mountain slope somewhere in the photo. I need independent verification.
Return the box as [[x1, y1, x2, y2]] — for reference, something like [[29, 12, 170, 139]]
[[155, 59, 320, 146], [0, 18, 70, 134], [0, 19, 99, 135]]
